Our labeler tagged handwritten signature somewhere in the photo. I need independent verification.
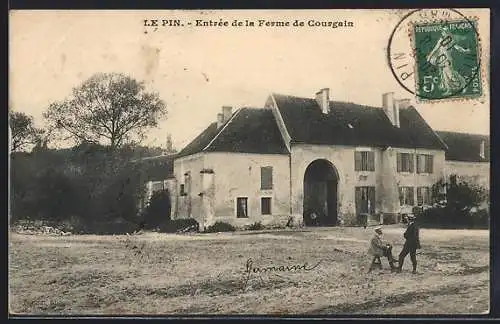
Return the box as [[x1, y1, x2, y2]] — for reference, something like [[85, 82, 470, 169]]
[[241, 258, 322, 290]]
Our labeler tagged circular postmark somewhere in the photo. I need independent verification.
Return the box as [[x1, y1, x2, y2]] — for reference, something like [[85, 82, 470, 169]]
[[387, 9, 482, 101]]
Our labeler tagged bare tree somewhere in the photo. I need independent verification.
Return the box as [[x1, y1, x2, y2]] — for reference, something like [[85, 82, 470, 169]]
[[9, 111, 44, 152], [43, 73, 167, 150]]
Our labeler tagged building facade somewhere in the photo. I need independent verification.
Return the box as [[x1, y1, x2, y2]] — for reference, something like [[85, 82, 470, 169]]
[[143, 89, 489, 229]]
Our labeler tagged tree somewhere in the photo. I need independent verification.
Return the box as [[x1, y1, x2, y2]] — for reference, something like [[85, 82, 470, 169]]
[[43, 72, 167, 150], [9, 111, 44, 152]]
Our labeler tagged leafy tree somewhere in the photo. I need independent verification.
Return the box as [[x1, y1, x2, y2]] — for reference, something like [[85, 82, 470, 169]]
[[447, 177, 488, 212], [44, 72, 167, 150], [9, 111, 44, 152]]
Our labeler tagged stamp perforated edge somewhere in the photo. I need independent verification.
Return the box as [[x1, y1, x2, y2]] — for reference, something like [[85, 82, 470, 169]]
[[405, 15, 486, 104]]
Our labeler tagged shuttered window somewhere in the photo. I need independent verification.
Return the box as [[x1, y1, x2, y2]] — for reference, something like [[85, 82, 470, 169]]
[[354, 151, 375, 171], [417, 187, 431, 206], [261, 197, 272, 215], [355, 186, 375, 215], [416, 154, 434, 173], [399, 187, 415, 206], [397, 153, 414, 173], [261, 166, 273, 190]]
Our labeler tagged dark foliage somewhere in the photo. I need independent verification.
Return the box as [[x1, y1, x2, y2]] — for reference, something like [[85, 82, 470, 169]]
[[9, 143, 158, 234], [9, 110, 45, 152], [247, 221, 264, 231], [418, 206, 489, 229], [417, 177, 489, 229], [204, 221, 236, 233], [159, 218, 200, 233], [142, 189, 172, 229]]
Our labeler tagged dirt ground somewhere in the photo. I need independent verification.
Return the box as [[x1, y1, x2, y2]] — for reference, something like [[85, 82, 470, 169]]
[[8, 225, 490, 316]]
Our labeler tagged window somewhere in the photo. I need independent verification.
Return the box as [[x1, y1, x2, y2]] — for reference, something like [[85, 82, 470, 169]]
[[180, 184, 186, 196], [397, 153, 414, 173], [261, 166, 273, 190], [355, 186, 375, 215], [354, 151, 375, 171], [236, 197, 248, 218], [416, 154, 434, 173], [261, 197, 272, 215], [152, 182, 164, 192], [417, 187, 431, 206], [399, 187, 415, 206]]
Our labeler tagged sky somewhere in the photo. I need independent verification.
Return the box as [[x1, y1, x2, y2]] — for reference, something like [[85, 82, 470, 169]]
[[9, 9, 490, 151]]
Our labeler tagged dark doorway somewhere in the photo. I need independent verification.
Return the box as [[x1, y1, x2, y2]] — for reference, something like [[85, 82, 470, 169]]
[[303, 159, 339, 226]]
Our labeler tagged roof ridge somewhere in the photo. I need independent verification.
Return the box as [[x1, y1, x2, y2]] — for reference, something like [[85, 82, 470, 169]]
[[273, 92, 384, 110], [202, 108, 243, 152]]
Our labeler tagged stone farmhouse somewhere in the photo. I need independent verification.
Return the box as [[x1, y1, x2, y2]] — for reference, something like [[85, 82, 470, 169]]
[[140, 89, 490, 229]]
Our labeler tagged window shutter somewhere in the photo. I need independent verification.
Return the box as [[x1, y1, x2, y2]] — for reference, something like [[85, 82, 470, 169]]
[[355, 152, 361, 171], [397, 153, 402, 172], [417, 187, 422, 205], [261, 197, 272, 215], [409, 187, 415, 205], [409, 154, 415, 173], [369, 152, 375, 171], [416, 155, 421, 174], [355, 187, 362, 215], [398, 187, 404, 205], [428, 155, 434, 173], [368, 187, 375, 214], [261, 167, 273, 190]]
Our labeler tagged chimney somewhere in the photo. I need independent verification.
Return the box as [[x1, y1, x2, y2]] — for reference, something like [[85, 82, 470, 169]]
[[382, 92, 398, 127], [222, 106, 233, 122], [216, 113, 224, 128], [393, 100, 401, 128], [315, 88, 330, 114]]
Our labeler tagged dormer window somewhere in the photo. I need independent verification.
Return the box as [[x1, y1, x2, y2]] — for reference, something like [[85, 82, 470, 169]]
[[347, 123, 354, 129], [480, 140, 485, 159]]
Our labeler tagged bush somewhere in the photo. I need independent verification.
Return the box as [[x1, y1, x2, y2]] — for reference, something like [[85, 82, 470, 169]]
[[470, 209, 489, 229], [142, 189, 171, 229], [159, 218, 199, 233], [247, 221, 264, 231], [204, 221, 236, 233], [419, 206, 489, 229]]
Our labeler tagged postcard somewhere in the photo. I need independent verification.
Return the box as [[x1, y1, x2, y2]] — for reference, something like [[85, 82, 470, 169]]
[[9, 8, 490, 316]]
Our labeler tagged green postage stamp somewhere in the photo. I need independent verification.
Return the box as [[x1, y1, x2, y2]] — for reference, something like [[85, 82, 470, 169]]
[[411, 19, 482, 101]]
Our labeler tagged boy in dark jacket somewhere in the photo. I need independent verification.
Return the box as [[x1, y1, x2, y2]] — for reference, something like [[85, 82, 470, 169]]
[[396, 215, 421, 274]]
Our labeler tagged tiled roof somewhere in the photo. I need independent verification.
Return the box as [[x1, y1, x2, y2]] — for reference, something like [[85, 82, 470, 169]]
[[436, 131, 490, 162], [176, 107, 289, 157], [204, 107, 289, 154], [176, 123, 221, 158], [272, 93, 447, 150]]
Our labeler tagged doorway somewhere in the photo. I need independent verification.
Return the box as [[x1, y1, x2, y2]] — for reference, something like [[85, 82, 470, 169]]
[[303, 159, 339, 226]]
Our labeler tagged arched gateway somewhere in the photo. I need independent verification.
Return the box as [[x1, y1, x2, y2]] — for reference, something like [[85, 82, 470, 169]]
[[303, 159, 339, 226]]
